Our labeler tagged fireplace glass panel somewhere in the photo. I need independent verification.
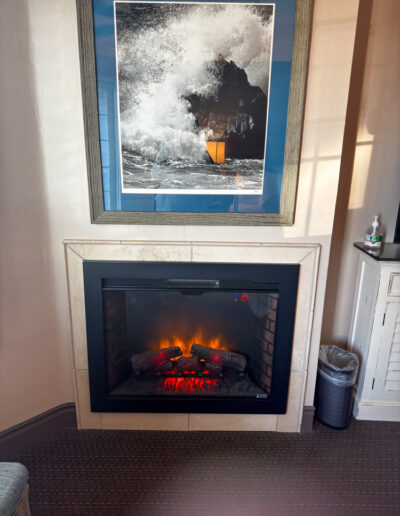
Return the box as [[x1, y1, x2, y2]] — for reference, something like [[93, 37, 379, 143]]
[[103, 288, 279, 399]]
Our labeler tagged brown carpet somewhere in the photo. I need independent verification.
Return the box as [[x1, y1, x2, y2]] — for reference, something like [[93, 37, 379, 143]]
[[14, 419, 400, 516]]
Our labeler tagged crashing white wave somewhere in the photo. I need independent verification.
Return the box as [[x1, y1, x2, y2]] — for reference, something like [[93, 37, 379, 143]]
[[116, 3, 273, 162]]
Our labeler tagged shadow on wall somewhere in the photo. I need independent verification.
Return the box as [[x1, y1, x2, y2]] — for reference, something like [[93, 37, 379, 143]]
[[321, 0, 374, 348], [322, 0, 400, 347], [0, 0, 64, 430]]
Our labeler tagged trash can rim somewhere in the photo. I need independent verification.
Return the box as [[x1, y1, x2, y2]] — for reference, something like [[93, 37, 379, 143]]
[[319, 345, 359, 373], [318, 366, 356, 387]]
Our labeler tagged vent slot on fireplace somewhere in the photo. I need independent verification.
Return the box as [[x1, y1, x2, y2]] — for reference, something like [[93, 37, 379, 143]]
[[84, 261, 299, 414]]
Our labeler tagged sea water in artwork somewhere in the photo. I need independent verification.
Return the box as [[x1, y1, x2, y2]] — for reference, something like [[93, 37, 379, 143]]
[[114, 1, 274, 194]]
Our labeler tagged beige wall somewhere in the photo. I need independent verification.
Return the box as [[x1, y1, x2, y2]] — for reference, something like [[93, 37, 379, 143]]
[[0, 0, 359, 431], [322, 0, 400, 347]]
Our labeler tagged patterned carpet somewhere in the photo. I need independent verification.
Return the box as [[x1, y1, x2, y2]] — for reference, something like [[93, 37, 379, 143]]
[[14, 419, 400, 516]]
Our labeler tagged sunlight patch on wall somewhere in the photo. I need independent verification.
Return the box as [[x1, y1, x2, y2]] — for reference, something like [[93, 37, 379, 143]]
[[307, 158, 342, 236], [348, 140, 373, 210]]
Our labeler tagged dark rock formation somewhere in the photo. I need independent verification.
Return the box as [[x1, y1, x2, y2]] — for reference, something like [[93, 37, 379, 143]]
[[185, 56, 268, 159]]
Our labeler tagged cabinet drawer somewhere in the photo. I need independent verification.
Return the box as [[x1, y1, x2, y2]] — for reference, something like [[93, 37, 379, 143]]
[[388, 273, 400, 296]]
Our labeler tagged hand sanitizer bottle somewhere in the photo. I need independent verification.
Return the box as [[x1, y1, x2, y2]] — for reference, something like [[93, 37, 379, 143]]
[[363, 215, 383, 248]]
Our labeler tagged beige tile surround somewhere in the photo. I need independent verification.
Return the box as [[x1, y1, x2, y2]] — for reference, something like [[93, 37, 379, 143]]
[[65, 240, 320, 432]]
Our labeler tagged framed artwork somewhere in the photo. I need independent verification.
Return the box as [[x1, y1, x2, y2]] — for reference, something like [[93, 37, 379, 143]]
[[77, 0, 312, 225]]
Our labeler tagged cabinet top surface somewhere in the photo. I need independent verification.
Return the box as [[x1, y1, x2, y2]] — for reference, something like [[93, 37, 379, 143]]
[[354, 242, 400, 262]]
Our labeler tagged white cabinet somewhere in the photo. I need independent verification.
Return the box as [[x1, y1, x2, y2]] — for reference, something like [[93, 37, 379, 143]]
[[349, 246, 400, 421]]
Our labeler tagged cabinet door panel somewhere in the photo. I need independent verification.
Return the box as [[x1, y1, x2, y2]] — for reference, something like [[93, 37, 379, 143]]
[[350, 260, 379, 390], [388, 273, 400, 296], [385, 381, 400, 391], [370, 302, 400, 401]]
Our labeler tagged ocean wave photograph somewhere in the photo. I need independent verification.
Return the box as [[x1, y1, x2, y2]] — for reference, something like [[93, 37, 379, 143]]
[[115, 1, 274, 194]]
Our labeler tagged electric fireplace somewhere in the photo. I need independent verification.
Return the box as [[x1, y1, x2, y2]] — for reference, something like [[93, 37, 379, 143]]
[[84, 261, 299, 414]]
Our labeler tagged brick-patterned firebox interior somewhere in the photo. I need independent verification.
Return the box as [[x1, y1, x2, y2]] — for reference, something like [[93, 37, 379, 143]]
[[252, 293, 278, 394], [105, 292, 129, 393], [103, 290, 278, 398]]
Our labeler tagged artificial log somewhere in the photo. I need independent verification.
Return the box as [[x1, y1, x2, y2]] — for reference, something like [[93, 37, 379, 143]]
[[154, 361, 174, 375], [190, 343, 247, 373], [175, 355, 201, 373], [131, 346, 182, 375], [204, 361, 223, 375]]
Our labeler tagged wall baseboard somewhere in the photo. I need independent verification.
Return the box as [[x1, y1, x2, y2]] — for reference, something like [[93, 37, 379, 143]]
[[0, 403, 77, 460], [301, 405, 315, 432], [353, 398, 400, 422]]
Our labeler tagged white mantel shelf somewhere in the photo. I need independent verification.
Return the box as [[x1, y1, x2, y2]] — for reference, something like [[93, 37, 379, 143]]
[[65, 240, 320, 432]]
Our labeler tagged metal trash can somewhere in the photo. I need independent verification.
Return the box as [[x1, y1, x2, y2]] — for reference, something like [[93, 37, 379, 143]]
[[315, 345, 359, 429]]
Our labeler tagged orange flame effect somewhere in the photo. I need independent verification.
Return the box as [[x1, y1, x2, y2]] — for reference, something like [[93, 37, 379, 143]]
[[154, 329, 228, 356]]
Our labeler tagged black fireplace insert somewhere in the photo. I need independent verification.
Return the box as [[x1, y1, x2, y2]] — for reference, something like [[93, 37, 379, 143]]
[[84, 261, 299, 414]]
